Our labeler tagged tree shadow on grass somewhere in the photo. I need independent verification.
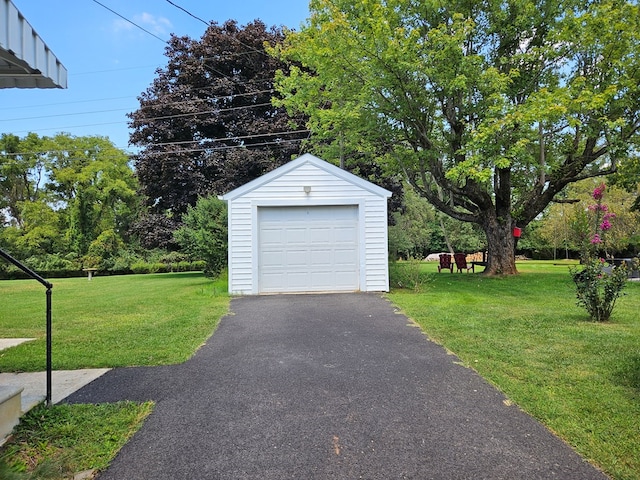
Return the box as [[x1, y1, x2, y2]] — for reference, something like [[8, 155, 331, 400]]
[[613, 354, 640, 391]]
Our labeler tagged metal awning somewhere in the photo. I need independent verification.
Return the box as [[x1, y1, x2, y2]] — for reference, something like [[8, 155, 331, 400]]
[[0, 0, 67, 89]]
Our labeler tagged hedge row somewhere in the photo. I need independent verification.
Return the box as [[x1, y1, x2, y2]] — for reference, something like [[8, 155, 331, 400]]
[[0, 261, 207, 280]]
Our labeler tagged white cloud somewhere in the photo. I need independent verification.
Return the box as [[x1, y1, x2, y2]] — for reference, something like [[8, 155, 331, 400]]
[[135, 12, 172, 36], [109, 13, 172, 37]]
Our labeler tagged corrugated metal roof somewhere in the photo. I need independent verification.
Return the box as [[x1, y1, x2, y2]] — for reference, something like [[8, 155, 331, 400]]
[[0, 0, 67, 89]]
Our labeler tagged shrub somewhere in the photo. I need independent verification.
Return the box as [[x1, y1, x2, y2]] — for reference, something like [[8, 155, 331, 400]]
[[570, 259, 628, 322], [569, 183, 628, 321], [173, 196, 227, 278], [389, 257, 431, 292], [190, 260, 207, 271]]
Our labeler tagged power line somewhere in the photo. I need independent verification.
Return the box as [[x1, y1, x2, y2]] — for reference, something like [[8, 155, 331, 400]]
[[4, 101, 288, 137], [91, 0, 168, 43], [2, 83, 274, 113], [132, 138, 307, 157], [164, 0, 208, 26], [1, 130, 310, 157], [1, 90, 275, 122], [0, 95, 135, 112], [0, 108, 133, 123], [135, 129, 311, 149], [0, 138, 309, 162]]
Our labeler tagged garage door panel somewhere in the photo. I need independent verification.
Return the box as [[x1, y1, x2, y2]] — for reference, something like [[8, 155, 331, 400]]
[[335, 226, 357, 243], [261, 272, 284, 290], [259, 206, 359, 293], [260, 228, 283, 245], [286, 249, 309, 267], [284, 227, 307, 244], [334, 272, 358, 288], [261, 251, 285, 267], [309, 228, 332, 244], [310, 249, 333, 266], [334, 249, 357, 266]]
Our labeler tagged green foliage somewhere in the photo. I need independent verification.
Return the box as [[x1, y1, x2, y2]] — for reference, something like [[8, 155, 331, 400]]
[[273, 0, 640, 275], [1, 402, 153, 478], [174, 196, 228, 278], [130, 261, 164, 274], [569, 259, 628, 322], [566, 183, 630, 321], [1, 133, 138, 262], [388, 258, 432, 292], [388, 187, 436, 259], [532, 180, 640, 260]]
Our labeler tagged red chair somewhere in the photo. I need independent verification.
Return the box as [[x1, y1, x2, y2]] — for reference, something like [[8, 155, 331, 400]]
[[454, 253, 474, 273], [438, 254, 453, 273]]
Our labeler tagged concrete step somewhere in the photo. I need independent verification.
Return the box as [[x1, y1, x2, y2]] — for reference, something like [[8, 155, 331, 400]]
[[0, 385, 24, 446]]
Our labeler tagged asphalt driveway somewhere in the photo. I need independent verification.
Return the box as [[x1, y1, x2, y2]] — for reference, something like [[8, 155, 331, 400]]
[[65, 293, 607, 480]]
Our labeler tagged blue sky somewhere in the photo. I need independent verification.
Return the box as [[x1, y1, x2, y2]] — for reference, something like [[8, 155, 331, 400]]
[[1, 0, 310, 151]]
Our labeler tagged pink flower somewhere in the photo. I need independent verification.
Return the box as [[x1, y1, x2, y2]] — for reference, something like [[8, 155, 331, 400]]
[[600, 219, 612, 231], [592, 183, 606, 201], [591, 234, 602, 244], [603, 212, 616, 221]]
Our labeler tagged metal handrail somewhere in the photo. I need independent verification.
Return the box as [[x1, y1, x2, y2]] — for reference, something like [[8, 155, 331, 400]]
[[0, 248, 53, 406]]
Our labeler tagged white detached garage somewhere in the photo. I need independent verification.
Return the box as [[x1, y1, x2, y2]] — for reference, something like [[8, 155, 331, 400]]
[[220, 154, 392, 294]]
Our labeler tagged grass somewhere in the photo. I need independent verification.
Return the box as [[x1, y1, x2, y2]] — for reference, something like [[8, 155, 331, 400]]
[[388, 260, 640, 480], [1, 401, 153, 479], [0, 271, 229, 478], [0, 272, 229, 371], [2, 265, 639, 478]]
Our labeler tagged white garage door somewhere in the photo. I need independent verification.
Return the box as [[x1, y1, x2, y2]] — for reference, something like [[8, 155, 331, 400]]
[[258, 205, 359, 293]]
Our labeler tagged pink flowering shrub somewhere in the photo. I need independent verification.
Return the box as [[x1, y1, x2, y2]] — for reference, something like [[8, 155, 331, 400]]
[[569, 183, 627, 321]]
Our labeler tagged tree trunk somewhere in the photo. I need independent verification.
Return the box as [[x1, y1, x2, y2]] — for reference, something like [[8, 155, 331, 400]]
[[482, 214, 518, 275], [439, 216, 455, 254]]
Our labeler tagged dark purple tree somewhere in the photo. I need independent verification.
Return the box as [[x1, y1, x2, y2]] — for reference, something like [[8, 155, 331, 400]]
[[129, 20, 308, 247]]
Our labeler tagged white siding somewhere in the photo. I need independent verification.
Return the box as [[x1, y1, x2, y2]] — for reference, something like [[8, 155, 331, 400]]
[[222, 154, 390, 294]]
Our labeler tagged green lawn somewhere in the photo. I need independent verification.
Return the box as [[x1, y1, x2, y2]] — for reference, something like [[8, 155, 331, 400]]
[[1, 401, 154, 479], [2, 265, 639, 479], [1, 272, 228, 478], [388, 260, 640, 480], [0, 272, 229, 371]]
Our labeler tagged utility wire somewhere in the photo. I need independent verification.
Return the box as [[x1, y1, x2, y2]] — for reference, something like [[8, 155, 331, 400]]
[[3, 83, 274, 113], [164, 0, 208, 26], [133, 138, 306, 156], [6, 101, 288, 136], [1, 138, 308, 161], [138, 129, 311, 149], [2, 130, 310, 157], [91, 0, 168, 43], [2, 90, 275, 122], [0, 108, 132, 123]]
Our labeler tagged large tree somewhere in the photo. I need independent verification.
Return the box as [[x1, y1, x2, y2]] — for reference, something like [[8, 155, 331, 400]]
[[1, 133, 137, 258], [273, 0, 640, 274], [129, 19, 309, 247], [1, 133, 48, 228]]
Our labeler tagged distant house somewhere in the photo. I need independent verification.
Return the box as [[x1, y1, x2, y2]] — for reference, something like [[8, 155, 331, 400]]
[[220, 154, 392, 294]]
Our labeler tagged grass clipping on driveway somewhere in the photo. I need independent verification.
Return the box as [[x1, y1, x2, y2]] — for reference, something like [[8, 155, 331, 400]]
[[1, 401, 153, 479], [388, 260, 640, 480]]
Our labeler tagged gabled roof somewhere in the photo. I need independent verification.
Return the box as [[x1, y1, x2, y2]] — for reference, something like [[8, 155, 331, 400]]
[[0, 0, 67, 89], [220, 153, 393, 201]]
